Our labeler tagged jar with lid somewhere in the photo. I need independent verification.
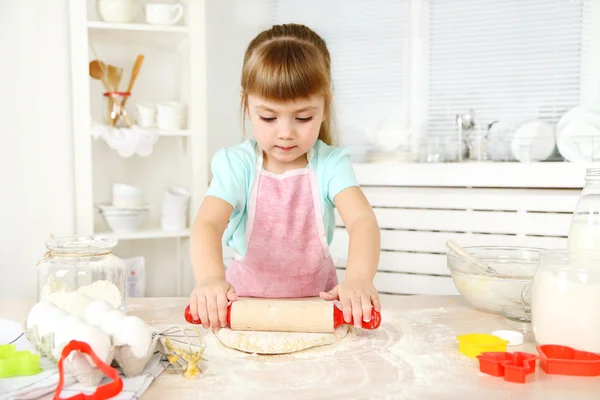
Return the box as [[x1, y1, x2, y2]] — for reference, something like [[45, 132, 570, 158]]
[[568, 168, 600, 252], [530, 249, 600, 353], [37, 235, 126, 313]]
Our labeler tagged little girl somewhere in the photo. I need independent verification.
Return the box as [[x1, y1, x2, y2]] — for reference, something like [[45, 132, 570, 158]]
[[188, 23, 381, 330]]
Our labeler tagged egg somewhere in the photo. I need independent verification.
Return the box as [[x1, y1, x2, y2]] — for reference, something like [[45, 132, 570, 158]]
[[53, 315, 85, 359], [37, 306, 68, 337], [84, 300, 114, 326], [69, 323, 112, 364], [99, 309, 126, 338], [112, 316, 152, 358], [26, 301, 57, 330]]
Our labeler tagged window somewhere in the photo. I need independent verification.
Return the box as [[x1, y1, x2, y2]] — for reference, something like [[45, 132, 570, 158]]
[[426, 0, 592, 137], [269, 0, 410, 158]]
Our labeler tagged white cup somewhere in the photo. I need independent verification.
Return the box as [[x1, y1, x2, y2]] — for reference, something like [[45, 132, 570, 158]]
[[145, 3, 184, 26], [161, 187, 190, 230], [112, 183, 144, 208], [136, 103, 156, 128], [156, 101, 185, 131]]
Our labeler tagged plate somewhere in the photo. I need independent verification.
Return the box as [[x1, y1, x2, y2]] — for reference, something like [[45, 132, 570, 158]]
[[510, 121, 555, 162], [556, 112, 600, 162]]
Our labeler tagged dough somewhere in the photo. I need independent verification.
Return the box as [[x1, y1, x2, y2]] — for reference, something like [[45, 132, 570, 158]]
[[215, 325, 349, 355]]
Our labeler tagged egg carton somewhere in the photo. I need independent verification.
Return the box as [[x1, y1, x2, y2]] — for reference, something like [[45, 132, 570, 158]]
[[24, 323, 162, 386]]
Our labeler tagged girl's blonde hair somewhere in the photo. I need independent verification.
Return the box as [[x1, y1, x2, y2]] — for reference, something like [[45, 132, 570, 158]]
[[241, 23, 335, 145]]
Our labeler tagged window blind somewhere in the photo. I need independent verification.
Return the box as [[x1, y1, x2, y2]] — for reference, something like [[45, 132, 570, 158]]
[[426, 0, 590, 137], [268, 0, 409, 158]]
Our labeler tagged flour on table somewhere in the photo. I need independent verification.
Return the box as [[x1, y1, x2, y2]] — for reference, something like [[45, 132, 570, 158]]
[[215, 325, 349, 355]]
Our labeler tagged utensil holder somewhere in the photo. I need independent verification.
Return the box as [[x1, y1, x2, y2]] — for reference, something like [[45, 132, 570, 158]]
[[103, 91, 131, 127]]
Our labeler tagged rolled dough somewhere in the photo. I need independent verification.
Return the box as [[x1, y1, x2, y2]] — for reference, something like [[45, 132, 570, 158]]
[[215, 325, 349, 355]]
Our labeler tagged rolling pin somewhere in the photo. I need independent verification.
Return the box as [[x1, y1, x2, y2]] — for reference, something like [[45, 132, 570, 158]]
[[183, 298, 382, 333]]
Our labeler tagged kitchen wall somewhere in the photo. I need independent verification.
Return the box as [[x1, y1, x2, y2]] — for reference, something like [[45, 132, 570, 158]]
[[0, 1, 75, 300]]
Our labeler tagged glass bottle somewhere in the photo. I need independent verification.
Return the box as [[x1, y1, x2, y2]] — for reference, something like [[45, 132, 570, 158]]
[[568, 168, 600, 252]]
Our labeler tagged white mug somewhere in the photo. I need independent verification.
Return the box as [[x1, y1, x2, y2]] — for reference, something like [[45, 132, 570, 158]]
[[145, 3, 184, 26], [136, 103, 156, 128], [156, 101, 185, 131], [161, 187, 190, 230]]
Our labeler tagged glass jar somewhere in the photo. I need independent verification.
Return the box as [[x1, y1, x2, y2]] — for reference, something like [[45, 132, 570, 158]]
[[37, 235, 126, 312], [568, 168, 600, 252], [530, 249, 600, 353], [103, 91, 131, 127]]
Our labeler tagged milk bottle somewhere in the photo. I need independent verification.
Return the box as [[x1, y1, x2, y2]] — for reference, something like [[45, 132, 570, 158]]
[[568, 168, 600, 252]]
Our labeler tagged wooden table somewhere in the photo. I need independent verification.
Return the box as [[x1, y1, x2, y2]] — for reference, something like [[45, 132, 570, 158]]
[[4, 295, 598, 399]]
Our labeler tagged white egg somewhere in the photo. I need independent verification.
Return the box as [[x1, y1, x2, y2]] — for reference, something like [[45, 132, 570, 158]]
[[53, 315, 85, 359], [37, 306, 68, 337], [26, 301, 57, 330], [99, 309, 126, 338], [69, 323, 111, 364], [46, 291, 92, 317], [113, 316, 152, 358], [84, 300, 114, 326]]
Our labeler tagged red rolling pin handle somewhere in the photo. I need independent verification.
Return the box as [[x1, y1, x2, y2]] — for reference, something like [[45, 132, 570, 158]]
[[184, 303, 232, 325], [334, 305, 381, 330], [184, 303, 381, 330]]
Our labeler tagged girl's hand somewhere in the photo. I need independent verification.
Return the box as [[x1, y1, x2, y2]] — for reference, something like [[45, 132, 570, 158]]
[[319, 278, 381, 327], [189, 278, 238, 330]]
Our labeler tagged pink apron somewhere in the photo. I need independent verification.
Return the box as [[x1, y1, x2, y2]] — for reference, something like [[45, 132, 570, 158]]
[[225, 149, 338, 298]]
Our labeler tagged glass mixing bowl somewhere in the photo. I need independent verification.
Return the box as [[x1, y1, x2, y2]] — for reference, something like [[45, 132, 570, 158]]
[[447, 246, 542, 314]]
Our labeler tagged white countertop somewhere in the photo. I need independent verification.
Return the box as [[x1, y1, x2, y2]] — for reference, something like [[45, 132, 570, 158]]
[[4, 295, 598, 399]]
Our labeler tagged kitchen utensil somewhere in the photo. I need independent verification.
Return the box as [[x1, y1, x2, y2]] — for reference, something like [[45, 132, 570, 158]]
[[456, 333, 508, 358], [120, 55, 144, 108], [447, 246, 540, 314], [183, 298, 382, 333], [89, 60, 111, 90], [477, 351, 538, 383], [108, 65, 124, 91], [445, 240, 497, 274], [537, 344, 600, 377], [55, 340, 123, 398], [0, 344, 41, 377], [145, 3, 184, 25]]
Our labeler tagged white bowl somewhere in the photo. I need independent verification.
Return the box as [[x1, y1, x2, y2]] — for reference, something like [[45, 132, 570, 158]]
[[101, 210, 148, 233]]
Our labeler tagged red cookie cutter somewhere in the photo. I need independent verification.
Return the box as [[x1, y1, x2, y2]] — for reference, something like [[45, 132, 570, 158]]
[[477, 351, 539, 384], [54, 340, 123, 400], [537, 344, 600, 377]]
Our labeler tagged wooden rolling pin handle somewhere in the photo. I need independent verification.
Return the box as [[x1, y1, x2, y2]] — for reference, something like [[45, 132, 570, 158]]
[[183, 303, 382, 330]]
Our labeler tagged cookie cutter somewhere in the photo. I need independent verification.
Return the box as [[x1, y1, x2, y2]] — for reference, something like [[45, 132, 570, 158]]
[[477, 351, 538, 384], [0, 344, 42, 378], [537, 344, 600, 377], [456, 333, 508, 358]]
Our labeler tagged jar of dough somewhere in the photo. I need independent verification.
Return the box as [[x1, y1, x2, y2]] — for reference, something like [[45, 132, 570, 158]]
[[36, 235, 126, 315]]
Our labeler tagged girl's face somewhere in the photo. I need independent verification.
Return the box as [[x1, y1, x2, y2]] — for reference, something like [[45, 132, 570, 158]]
[[247, 94, 325, 171]]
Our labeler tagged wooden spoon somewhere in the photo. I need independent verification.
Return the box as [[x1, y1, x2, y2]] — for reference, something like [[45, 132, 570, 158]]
[[107, 65, 124, 91], [89, 60, 111, 91]]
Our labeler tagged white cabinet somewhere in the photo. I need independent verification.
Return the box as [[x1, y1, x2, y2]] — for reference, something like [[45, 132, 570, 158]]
[[67, 0, 208, 297], [331, 162, 595, 295]]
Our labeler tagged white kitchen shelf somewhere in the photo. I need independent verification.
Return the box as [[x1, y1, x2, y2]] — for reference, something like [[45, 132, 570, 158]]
[[88, 21, 189, 48], [95, 228, 190, 240]]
